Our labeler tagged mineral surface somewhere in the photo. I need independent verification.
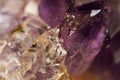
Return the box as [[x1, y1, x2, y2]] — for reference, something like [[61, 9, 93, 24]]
[[0, 0, 112, 80]]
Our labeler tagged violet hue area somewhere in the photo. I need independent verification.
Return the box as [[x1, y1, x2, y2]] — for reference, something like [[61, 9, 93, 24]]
[[62, 10, 107, 74], [38, 0, 108, 75], [38, 0, 120, 78], [38, 0, 69, 27]]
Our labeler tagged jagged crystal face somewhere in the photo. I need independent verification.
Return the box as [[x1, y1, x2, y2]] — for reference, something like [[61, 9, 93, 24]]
[[0, 1, 69, 80], [0, 0, 111, 80], [58, 1, 109, 75], [0, 18, 68, 80]]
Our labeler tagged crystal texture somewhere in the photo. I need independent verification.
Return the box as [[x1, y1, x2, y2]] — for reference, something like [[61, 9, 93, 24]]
[[0, 0, 114, 80], [59, 1, 109, 75], [38, 0, 75, 28]]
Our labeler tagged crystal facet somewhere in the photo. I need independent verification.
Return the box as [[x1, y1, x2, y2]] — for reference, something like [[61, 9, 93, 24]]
[[0, 0, 112, 80], [38, 0, 75, 28]]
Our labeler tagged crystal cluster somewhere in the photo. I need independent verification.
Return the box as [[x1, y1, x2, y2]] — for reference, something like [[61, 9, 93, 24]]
[[0, 0, 111, 80], [0, 15, 69, 80], [39, 0, 110, 75], [0, 0, 70, 80]]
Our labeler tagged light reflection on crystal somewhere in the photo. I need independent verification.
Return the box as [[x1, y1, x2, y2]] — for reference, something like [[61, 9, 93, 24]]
[[0, 6, 69, 79], [0, 13, 18, 34], [0, 0, 118, 80]]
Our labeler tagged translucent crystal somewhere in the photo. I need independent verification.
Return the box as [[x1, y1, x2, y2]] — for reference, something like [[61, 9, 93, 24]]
[[0, 13, 18, 34], [0, 0, 111, 80], [0, 19, 69, 80]]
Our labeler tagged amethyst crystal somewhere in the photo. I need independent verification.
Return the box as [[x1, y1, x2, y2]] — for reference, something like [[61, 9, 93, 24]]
[[63, 11, 108, 74], [59, 1, 109, 74], [74, 1, 104, 11], [1, 0, 118, 80], [38, 0, 110, 75], [38, 0, 75, 28]]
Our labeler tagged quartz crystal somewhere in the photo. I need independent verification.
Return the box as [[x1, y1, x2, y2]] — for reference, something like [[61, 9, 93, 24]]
[[0, 0, 70, 80], [0, 0, 112, 80], [0, 17, 69, 80], [38, 0, 74, 27]]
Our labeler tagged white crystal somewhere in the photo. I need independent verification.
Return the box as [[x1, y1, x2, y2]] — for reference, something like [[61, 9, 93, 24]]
[[0, 13, 18, 34], [90, 10, 101, 17], [24, 1, 38, 16]]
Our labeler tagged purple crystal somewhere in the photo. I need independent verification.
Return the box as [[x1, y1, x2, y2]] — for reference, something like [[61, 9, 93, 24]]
[[88, 32, 120, 80], [57, 0, 110, 75], [74, 1, 104, 11], [38, 0, 74, 28], [61, 10, 109, 74]]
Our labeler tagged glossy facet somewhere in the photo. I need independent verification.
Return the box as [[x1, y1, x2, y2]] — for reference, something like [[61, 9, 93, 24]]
[[61, 10, 109, 74]]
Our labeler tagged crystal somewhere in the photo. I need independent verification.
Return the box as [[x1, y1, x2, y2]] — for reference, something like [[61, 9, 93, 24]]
[[0, 13, 18, 34], [0, 0, 26, 15], [38, 0, 75, 28], [0, 0, 112, 80], [60, 9, 109, 74], [74, 1, 104, 11]]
